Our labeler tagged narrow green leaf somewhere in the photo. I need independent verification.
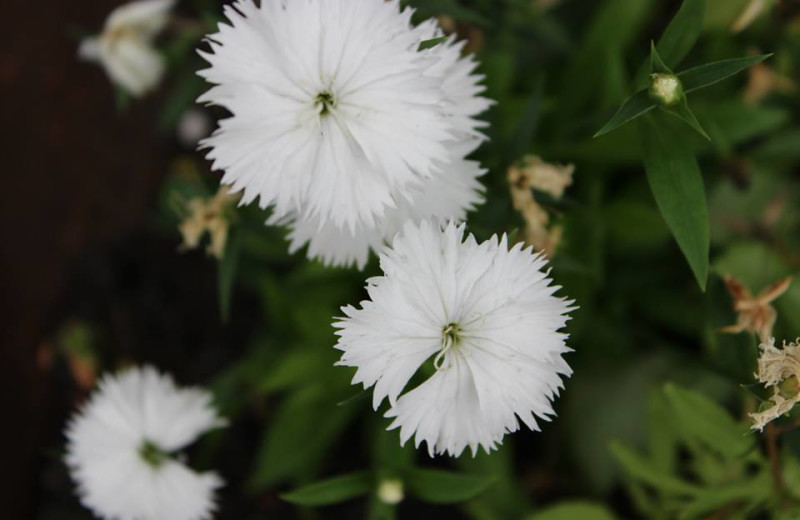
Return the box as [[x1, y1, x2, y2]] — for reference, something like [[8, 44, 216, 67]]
[[610, 441, 702, 496], [281, 472, 371, 507], [336, 388, 371, 407], [250, 385, 358, 489], [663, 100, 710, 140], [405, 469, 496, 504], [256, 348, 329, 394], [655, 0, 706, 68], [218, 228, 241, 323], [679, 479, 771, 520], [561, 0, 654, 116], [526, 502, 619, 520], [650, 42, 673, 74], [640, 114, 709, 290], [593, 89, 655, 138], [509, 80, 544, 161], [663, 384, 753, 459], [418, 36, 449, 51], [679, 54, 771, 93]]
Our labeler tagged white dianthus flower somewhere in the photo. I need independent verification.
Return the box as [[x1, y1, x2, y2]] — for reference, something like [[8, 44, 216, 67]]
[[65, 366, 225, 520], [79, 0, 175, 97], [278, 138, 485, 269], [198, 0, 491, 263], [335, 221, 575, 457]]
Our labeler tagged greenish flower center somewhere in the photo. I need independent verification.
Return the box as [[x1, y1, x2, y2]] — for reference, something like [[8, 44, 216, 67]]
[[315, 91, 336, 115], [434, 323, 461, 370], [138, 440, 169, 468]]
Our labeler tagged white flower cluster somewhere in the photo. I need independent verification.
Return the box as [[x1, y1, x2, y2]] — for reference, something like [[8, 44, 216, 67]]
[[198, 0, 492, 268], [70, 0, 577, 517]]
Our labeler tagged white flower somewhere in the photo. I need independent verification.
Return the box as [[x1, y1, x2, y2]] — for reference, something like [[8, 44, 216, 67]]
[[335, 221, 574, 457], [79, 0, 174, 97], [65, 366, 225, 520], [278, 138, 485, 269], [198, 0, 491, 257]]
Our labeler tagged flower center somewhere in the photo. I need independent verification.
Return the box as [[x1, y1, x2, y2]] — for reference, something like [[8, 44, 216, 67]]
[[434, 323, 461, 371], [138, 439, 169, 468], [315, 90, 336, 116]]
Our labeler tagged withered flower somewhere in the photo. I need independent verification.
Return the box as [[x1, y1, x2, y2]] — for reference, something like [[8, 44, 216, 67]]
[[178, 186, 240, 259], [720, 276, 792, 342], [750, 337, 800, 431], [508, 155, 574, 257]]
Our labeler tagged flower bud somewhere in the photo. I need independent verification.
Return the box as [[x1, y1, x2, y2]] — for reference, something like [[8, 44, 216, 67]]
[[649, 73, 684, 107], [779, 375, 800, 400], [377, 479, 404, 505]]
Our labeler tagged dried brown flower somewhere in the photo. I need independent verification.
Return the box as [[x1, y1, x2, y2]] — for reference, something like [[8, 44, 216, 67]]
[[720, 276, 792, 342], [508, 155, 574, 257], [178, 186, 240, 259], [750, 338, 800, 431]]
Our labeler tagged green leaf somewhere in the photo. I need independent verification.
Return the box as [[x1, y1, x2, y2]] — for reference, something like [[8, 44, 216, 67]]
[[640, 113, 709, 290], [457, 448, 531, 519], [663, 100, 710, 140], [650, 42, 674, 75], [372, 423, 414, 473], [679, 478, 771, 520], [256, 348, 330, 394], [561, 0, 654, 117], [405, 469, 496, 504], [647, 390, 678, 475], [678, 55, 771, 94], [250, 385, 358, 489], [610, 441, 702, 496], [281, 472, 371, 507], [508, 80, 544, 161], [654, 0, 705, 69], [418, 36, 449, 51], [218, 228, 241, 323], [662, 384, 753, 459], [526, 502, 619, 520], [593, 89, 655, 138]]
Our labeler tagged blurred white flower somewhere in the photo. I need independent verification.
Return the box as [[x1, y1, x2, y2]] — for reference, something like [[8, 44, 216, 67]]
[[198, 0, 491, 262], [66, 366, 225, 520], [79, 0, 174, 97], [335, 221, 574, 456]]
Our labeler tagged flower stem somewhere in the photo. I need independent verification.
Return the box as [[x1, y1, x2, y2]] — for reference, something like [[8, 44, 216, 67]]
[[765, 423, 784, 494]]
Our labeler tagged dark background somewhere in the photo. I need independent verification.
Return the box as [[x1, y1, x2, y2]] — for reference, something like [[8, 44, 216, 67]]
[[1, 1, 170, 517]]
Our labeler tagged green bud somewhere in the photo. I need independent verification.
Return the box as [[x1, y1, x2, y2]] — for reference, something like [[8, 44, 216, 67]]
[[779, 376, 800, 400], [649, 73, 684, 107]]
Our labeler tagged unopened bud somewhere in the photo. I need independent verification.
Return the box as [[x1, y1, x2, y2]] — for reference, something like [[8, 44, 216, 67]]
[[779, 375, 800, 400], [649, 73, 684, 107], [377, 479, 404, 505]]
